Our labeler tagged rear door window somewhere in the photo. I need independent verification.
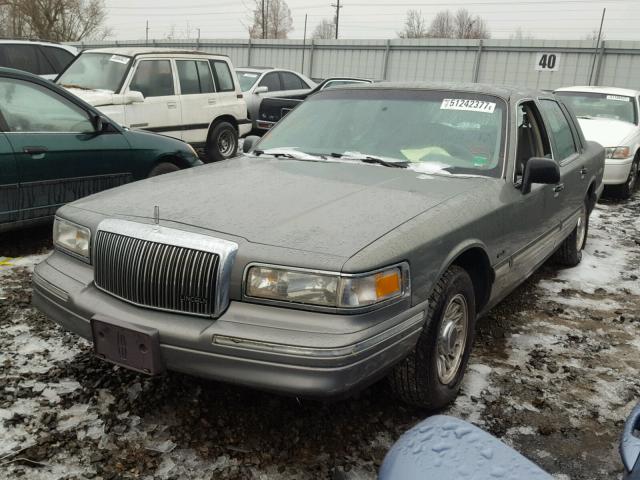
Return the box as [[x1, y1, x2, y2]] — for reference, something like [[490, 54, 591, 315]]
[[280, 72, 306, 90], [177, 60, 215, 95], [210, 60, 235, 92], [539, 99, 578, 161], [0, 44, 54, 75], [129, 60, 174, 97]]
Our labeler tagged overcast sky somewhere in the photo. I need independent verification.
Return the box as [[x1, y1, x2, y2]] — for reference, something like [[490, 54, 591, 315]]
[[104, 0, 640, 41]]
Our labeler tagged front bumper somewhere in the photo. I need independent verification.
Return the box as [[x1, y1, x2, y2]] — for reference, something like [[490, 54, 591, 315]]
[[33, 252, 426, 397], [603, 156, 634, 185]]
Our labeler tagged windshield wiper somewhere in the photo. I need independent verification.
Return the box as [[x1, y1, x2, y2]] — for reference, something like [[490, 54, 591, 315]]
[[60, 83, 93, 90], [577, 115, 596, 120], [253, 148, 324, 161], [330, 153, 408, 168]]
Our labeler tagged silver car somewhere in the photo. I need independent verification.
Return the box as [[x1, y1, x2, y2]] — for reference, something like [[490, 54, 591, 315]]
[[236, 67, 315, 131]]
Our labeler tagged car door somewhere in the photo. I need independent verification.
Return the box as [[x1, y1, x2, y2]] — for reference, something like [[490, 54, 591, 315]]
[[538, 98, 585, 240], [210, 59, 244, 126], [0, 76, 132, 223], [492, 100, 558, 299], [176, 59, 217, 145], [123, 58, 183, 139], [0, 132, 18, 228]]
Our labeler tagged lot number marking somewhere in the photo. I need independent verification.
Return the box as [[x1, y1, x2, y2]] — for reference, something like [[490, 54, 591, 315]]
[[441, 98, 496, 113], [535, 53, 560, 72]]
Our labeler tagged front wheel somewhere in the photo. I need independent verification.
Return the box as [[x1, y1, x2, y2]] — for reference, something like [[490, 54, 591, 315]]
[[148, 162, 180, 177], [554, 201, 588, 267], [389, 265, 476, 410], [206, 122, 238, 163]]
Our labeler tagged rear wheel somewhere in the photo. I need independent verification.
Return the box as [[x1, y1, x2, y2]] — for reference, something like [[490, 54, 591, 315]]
[[389, 265, 476, 410], [206, 122, 238, 163], [148, 162, 180, 177], [609, 156, 639, 199], [555, 201, 588, 267]]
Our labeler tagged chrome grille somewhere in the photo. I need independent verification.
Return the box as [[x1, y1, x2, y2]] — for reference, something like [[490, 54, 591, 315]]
[[94, 230, 220, 317]]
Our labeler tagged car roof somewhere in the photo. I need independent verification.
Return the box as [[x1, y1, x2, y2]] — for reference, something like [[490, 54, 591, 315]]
[[84, 47, 228, 58], [237, 66, 274, 72], [326, 81, 548, 101], [555, 85, 640, 97], [0, 38, 77, 54]]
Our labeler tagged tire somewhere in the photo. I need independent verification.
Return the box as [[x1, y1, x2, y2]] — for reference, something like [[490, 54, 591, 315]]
[[609, 156, 638, 199], [206, 121, 238, 163], [555, 200, 588, 267], [389, 265, 476, 410], [148, 162, 180, 178]]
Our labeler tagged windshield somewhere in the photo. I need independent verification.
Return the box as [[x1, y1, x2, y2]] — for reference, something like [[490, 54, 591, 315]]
[[556, 91, 637, 124], [257, 89, 507, 177], [236, 70, 261, 92], [57, 53, 131, 91]]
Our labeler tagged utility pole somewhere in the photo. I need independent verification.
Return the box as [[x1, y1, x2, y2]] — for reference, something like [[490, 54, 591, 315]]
[[265, 0, 269, 39], [588, 7, 606, 85], [331, 0, 343, 39], [261, 0, 266, 39], [301, 13, 308, 73], [145, 20, 149, 44]]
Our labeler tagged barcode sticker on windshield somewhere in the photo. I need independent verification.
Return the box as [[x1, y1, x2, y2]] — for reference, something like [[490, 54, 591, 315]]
[[606, 95, 630, 102], [441, 98, 496, 113], [109, 55, 130, 64]]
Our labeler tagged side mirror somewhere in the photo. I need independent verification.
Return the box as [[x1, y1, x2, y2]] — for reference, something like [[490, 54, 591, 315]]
[[254, 86, 268, 95], [124, 90, 145, 104], [242, 135, 260, 154], [93, 115, 103, 132], [522, 157, 560, 194]]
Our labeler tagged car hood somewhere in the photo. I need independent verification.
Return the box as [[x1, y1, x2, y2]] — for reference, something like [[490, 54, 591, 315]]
[[69, 156, 489, 258], [577, 117, 638, 147], [63, 87, 117, 107]]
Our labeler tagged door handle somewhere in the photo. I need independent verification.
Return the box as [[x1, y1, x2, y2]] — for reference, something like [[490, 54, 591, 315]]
[[208, 98, 217, 105], [23, 146, 48, 155], [580, 167, 588, 176], [553, 183, 565, 193], [167, 102, 177, 109]]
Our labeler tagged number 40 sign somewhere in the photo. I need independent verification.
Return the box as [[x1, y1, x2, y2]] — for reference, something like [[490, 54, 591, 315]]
[[535, 52, 561, 72]]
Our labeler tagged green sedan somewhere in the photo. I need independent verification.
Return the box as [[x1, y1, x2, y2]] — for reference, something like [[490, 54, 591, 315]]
[[0, 67, 202, 232]]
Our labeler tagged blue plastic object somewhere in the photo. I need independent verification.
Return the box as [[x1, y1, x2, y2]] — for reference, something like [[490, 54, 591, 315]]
[[621, 403, 640, 479], [379, 415, 551, 480]]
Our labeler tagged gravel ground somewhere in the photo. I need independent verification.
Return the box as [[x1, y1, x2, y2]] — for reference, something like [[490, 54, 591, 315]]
[[0, 195, 639, 480]]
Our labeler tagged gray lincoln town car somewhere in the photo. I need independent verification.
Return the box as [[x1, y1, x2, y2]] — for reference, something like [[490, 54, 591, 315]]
[[33, 83, 604, 409]]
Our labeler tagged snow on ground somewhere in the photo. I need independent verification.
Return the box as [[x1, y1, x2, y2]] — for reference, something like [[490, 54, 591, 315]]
[[0, 196, 638, 479]]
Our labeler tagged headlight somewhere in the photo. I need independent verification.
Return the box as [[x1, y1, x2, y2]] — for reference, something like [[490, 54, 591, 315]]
[[245, 265, 406, 308], [185, 143, 199, 158], [605, 146, 631, 159], [53, 218, 91, 259]]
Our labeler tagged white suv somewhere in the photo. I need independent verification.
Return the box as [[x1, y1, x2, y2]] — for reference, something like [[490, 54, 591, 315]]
[[57, 48, 250, 162]]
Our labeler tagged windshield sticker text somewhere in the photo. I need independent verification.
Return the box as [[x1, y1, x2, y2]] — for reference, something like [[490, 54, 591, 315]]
[[606, 95, 630, 102], [109, 55, 130, 65], [441, 99, 496, 113]]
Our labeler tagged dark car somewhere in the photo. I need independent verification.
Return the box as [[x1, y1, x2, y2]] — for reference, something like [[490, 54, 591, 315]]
[[34, 83, 603, 409], [0, 39, 76, 80], [256, 77, 372, 131], [0, 68, 202, 232]]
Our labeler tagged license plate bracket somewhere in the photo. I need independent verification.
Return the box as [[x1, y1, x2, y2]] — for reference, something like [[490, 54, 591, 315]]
[[91, 316, 164, 375]]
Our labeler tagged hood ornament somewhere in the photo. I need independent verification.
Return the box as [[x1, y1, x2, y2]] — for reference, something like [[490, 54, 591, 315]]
[[154, 206, 160, 225]]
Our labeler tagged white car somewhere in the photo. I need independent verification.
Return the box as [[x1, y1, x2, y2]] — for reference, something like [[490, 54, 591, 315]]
[[556, 86, 640, 198], [57, 48, 251, 162], [236, 67, 315, 131], [0, 39, 76, 79]]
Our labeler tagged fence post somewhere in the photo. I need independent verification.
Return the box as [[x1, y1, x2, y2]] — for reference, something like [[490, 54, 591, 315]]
[[247, 38, 252, 67], [309, 39, 315, 79], [472, 39, 483, 83], [382, 39, 391, 80], [593, 40, 606, 86]]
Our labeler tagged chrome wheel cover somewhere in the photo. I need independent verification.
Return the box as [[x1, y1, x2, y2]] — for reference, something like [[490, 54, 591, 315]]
[[436, 293, 469, 385], [576, 204, 587, 251], [217, 130, 236, 157]]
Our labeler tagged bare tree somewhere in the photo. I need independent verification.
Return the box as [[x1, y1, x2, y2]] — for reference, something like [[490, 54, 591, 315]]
[[427, 10, 455, 38], [454, 8, 489, 39], [248, 0, 294, 39], [312, 18, 335, 40], [1, 0, 109, 41], [510, 27, 535, 40], [398, 9, 428, 39]]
